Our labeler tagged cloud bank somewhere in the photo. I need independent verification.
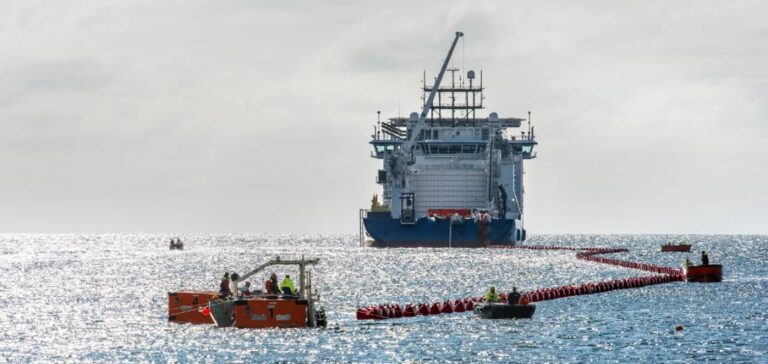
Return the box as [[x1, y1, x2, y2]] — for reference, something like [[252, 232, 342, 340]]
[[1, 1, 766, 233]]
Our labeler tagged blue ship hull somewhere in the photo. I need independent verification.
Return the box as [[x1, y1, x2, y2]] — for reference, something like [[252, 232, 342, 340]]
[[363, 212, 523, 248]]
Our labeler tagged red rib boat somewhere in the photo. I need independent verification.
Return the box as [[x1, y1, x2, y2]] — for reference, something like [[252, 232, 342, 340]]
[[661, 244, 691, 252], [684, 264, 723, 283]]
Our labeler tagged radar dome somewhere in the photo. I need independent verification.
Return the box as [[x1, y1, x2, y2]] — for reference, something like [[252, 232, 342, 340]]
[[489, 112, 499, 122], [409, 112, 419, 122]]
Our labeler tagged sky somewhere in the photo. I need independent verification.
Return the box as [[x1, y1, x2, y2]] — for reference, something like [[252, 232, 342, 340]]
[[1, 1, 766, 234]]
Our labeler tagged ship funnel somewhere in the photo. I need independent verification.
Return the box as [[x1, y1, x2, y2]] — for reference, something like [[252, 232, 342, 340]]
[[467, 70, 475, 80]]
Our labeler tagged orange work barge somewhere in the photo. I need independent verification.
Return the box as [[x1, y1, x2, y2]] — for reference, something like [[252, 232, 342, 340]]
[[168, 257, 327, 329]]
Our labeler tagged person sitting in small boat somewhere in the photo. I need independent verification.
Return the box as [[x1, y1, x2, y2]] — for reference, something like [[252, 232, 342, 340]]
[[219, 272, 232, 298], [485, 286, 500, 303], [280, 275, 297, 297], [701, 251, 709, 265], [175, 238, 183, 248], [507, 287, 521, 305]]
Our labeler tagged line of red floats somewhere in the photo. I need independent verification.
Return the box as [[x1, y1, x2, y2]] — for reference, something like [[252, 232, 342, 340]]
[[356, 296, 488, 320], [356, 245, 685, 321]]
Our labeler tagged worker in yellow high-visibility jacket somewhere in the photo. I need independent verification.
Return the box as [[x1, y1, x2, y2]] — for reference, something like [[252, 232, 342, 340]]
[[485, 286, 500, 302], [280, 275, 297, 296]]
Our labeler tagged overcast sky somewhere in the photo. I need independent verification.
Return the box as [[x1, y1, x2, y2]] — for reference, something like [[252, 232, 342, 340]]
[[1, 1, 766, 234]]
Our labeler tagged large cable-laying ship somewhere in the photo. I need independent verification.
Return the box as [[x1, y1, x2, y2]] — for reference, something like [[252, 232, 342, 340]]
[[359, 32, 538, 248]]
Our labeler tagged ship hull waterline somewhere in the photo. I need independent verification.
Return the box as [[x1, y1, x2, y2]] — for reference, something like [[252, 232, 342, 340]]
[[363, 215, 522, 248]]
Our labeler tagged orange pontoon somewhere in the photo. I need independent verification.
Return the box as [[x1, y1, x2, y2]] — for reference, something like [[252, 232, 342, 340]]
[[167, 291, 218, 324]]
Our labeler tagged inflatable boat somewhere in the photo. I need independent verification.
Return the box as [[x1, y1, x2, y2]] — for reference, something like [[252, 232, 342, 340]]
[[473, 303, 536, 319]]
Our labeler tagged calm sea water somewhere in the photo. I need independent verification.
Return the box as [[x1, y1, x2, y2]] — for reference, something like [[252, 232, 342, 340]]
[[0, 234, 765, 363]]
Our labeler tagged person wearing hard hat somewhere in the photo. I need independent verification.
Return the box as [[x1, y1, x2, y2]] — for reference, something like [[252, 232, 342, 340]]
[[280, 274, 297, 297], [485, 286, 500, 303]]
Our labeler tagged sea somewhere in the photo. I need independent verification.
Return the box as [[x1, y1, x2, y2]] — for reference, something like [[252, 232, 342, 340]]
[[0, 234, 765, 363]]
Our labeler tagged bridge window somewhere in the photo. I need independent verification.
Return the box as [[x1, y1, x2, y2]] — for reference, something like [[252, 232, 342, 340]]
[[522, 145, 533, 154], [421, 144, 486, 155]]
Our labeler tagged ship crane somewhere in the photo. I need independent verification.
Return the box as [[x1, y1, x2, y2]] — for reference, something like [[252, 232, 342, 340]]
[[401, 31, 463, 155], [389, 31, 464, 221]]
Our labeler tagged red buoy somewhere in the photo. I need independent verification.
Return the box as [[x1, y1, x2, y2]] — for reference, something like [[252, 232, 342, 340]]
[[403, 304, 416, 317], [417, 303, 429, 315], [429, 302, 441, 315], [464, 299, 474, 310], [356, 308, 370, 320], [441, 301, 453, 314], [394, 305, 403, 318], [454, 300, 465, 312], [372, 307, 384, 320]]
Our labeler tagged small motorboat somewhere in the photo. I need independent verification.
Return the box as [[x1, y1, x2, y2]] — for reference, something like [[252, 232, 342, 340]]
[[684, 264, 723, 283], [169, 238, 184, 250], [661, 242, 691, 252], [473, 303, 536, 319]]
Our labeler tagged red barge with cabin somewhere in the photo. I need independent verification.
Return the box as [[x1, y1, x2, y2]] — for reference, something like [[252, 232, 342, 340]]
[[168, 257, 327, 329]]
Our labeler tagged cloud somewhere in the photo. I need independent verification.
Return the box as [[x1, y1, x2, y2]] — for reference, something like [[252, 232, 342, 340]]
[[0, 0, 766, 233]]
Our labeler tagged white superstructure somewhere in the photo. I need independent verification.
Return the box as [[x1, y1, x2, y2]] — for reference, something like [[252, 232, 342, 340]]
[[362, 32, 538, 247]]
